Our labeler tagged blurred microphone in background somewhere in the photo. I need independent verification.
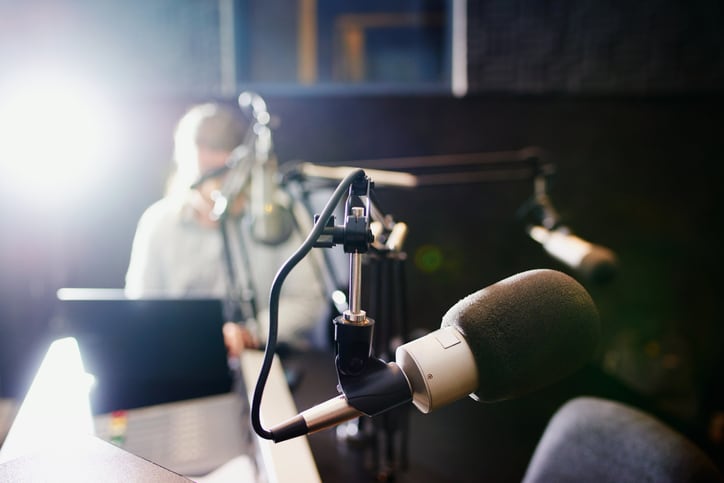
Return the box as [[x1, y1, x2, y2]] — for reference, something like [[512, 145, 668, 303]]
[[521, 174, 618, 284], [527, 224, 617, 284], [238, 91, 294, 246]]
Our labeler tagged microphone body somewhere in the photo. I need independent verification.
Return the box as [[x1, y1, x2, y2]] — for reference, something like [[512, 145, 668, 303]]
[[395, 325, 477, 413], [267, 269, 600, 442], [248, 146, 293, 245], [238, 92, 294, 246], [528, 225, 617, 283]]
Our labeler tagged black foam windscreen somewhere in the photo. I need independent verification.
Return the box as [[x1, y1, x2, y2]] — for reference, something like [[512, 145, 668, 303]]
[[441, 269, 600, 402], [523, 397, 724, 483]]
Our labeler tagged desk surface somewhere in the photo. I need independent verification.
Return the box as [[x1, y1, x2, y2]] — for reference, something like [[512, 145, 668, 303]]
[[0, 434, 190, 483], [240, 350, 321, 483], [0, 342, 320, 483]]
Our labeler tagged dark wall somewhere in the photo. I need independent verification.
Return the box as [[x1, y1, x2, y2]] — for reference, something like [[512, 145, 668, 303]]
[[466, 1, 724, 95]]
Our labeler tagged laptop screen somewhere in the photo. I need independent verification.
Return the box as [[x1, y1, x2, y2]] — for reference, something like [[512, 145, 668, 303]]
[[51, 293, 234, 415]]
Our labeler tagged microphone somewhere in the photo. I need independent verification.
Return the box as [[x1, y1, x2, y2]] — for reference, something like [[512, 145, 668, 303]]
[[238, 91, 294, 246], [267, 269, 600, 442], [528, 225, 617, 284]]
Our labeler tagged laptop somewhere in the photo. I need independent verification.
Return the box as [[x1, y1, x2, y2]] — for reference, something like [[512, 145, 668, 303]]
[[49, 291, 257, 478]]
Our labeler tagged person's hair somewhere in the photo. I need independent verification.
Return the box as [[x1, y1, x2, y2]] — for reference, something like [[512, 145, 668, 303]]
[[167, 102, 249, 196]]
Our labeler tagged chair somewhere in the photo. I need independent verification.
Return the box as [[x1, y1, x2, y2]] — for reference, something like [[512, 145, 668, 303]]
[[523, 397, 723, 483]]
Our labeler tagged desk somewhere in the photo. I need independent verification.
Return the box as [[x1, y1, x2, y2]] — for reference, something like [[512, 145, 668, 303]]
[[0, 434, 190, 482], [0, 399, 17, 446], [239, 350, 321, 483], [0, 340, 320, 483]]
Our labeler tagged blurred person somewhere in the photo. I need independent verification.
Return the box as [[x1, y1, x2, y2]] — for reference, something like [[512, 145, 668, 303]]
[[125, 102, 326, 356]]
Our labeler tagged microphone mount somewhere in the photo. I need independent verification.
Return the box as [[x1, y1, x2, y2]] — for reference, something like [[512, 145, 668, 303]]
[[310, 174, 412, 413]]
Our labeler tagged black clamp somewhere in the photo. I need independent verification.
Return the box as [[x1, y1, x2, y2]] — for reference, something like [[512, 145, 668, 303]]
[[312, 175, 374, 253]]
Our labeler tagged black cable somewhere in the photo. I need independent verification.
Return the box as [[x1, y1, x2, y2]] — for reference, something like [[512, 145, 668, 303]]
[[251, 168, 366, 440]]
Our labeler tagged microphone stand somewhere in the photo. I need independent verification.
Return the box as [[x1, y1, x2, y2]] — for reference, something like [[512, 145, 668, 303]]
[[281, 161, 440, 480], [210, 139, 260, 335], [516, 163, 561, 232], [361, 223, 411, 480], [308, 174, 412, 481], [218, 217, 260, 326], [218, 218, 246, 323]]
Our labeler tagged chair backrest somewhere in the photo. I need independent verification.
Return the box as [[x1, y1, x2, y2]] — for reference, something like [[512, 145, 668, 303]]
[[523, 396, 723, 483]]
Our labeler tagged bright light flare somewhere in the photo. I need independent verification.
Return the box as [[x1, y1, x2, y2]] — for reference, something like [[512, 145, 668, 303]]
[[0, 71, 120, 201], [0, 337, 95, 464]]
